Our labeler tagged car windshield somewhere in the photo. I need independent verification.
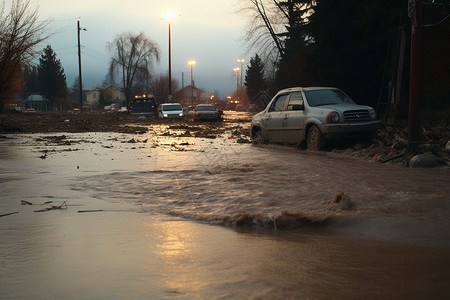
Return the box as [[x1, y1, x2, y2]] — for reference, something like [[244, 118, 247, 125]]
[[163, 104, 182, 111], [197, 105, 215, 111], [305, 89, 354, 107]]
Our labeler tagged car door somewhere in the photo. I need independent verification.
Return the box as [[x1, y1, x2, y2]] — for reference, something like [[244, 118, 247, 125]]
[[284, 92, 307, 143], [263, 94, 289, 142]]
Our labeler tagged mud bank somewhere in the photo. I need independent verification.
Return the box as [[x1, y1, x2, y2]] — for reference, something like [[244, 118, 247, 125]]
[[1, 111, 449, 167]]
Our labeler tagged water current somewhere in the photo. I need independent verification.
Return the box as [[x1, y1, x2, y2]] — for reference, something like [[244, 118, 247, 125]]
[[1, 114, 449, 299]]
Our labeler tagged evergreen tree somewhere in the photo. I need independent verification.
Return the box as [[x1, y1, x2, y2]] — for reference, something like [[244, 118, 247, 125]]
[[70, 76, 80, 106], [244, 54, 267, 101], [23, 65, 39, 95], [37, 45, 68, 110], [302, 0, 407, 106]]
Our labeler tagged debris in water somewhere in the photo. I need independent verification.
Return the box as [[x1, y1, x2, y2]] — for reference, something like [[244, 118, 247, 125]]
[[333, 192, 355, 210], [34, 201, 67, 212], [21, 200, 53, 205], [0, 211, 19, 218]]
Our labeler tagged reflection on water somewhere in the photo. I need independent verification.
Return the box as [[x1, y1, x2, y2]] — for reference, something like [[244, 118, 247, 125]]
[[1, 129, 450, 299]]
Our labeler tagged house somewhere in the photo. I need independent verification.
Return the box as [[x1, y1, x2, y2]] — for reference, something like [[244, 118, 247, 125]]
[[86, 86, 125, 107], [17, 94, 49, 112], [173, 85, 209, 107]]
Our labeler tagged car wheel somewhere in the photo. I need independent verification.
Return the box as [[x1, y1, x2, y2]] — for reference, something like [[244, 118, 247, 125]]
[[252, 130, 266, 144], [307, 125, 324, 151]]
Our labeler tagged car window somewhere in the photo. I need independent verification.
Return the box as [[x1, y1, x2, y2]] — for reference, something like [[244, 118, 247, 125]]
[[305, 89, 354, 107], [197, 105, 215, 111], [269, 94, 288, 112], [287, 92, 303, 110], [163, 104, 182, 111]]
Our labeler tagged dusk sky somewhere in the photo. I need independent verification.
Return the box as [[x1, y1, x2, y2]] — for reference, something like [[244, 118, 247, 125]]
[[32, 0, 252, 98]]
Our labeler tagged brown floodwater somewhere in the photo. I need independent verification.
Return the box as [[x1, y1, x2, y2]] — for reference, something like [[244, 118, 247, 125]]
[[1, 115, 449, 299]]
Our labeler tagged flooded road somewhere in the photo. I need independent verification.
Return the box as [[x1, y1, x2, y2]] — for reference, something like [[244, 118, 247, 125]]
[[1, 117, 450, 299]]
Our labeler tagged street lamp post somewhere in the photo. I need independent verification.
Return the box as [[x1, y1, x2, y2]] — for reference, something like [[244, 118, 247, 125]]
[[168, 20, 172, 100], [77, 21, 86, 110], [237, 59, 244, 90], [233, 67, 240, 92], [161, 14, 180, 101], [188, 61, 196, 106]]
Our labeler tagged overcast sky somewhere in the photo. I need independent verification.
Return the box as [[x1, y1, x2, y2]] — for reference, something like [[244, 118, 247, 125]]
[[30, 0, 252, 98]]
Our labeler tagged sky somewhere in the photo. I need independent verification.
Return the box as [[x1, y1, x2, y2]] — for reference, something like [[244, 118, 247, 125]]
[[26, 0, 252, 98]]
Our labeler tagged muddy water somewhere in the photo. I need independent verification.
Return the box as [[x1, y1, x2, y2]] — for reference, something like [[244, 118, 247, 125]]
[[1, 120, 450, 299]]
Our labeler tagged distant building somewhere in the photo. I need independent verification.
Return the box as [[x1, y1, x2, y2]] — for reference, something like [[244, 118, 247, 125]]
[[173, 85, 209, 107], [86, 86, 125, 107], [17, 94, 49, 112]]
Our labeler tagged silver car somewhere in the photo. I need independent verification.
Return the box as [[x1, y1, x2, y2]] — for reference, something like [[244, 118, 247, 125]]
[[190, 104, 222, 121], [158, 103, 184, 119], [250, 87, 381, 150]]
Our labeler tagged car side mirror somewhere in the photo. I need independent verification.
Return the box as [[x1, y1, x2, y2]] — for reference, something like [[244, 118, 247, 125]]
[[292, 104, 304, 111]]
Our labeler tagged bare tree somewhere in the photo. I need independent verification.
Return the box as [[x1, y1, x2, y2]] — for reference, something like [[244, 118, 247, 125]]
[[0, 0, 51, 111], [150, 75, 179, 103], [107, 32, 160, 107], [238, 0, 314, 61]]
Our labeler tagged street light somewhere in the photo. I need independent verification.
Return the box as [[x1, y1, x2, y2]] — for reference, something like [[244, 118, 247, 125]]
[[188, 60, 196, 106], [161, 13, 180, 101], [237, 59, 244, 90]]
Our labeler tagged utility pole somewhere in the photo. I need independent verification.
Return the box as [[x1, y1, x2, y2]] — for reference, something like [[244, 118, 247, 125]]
[[77, 21, 86, 110], [168, 21, 172, 101], [408, 0, 422, 154]]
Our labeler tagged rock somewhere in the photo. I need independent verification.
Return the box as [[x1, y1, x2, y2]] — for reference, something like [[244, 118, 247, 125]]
[[445, 141, 450, 152], [409, 153, 441, 168], [333, 192, 354, 210]]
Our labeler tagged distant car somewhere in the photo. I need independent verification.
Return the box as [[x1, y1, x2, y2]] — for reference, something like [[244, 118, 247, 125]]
[[158, 103, 184, 119], [24, 108, 36, 113], [250, 87, 381, 150], [190, 104, 222, 121]]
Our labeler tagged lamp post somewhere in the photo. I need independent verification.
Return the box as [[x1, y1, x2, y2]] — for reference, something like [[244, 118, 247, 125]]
[[161, 14, 180, 101], [168, 21, 172, 100], [77, 21, 86, 110], [233, 67, 240, 92], [237, 59, 244, 90], [188, 60, 196, 106]]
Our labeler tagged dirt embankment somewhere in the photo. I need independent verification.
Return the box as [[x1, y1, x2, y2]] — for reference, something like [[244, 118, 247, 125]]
[[329, 120, 450, 167], [1, 111, 448, 167], [0, 111, 249, 138]]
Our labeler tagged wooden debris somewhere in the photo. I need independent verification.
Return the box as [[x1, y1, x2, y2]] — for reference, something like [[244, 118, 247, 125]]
[[78, 210, 103, 213], [34, 201, 67, 212], [21, 200, 53, 205], [0, 211, 19, 218]]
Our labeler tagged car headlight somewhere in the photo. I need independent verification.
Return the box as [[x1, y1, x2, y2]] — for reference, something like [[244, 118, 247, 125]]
[[179, 113, 183, 117], [369, 108, 377, 120], [163, 114, 168, 117], [326, 111, 340, 123]]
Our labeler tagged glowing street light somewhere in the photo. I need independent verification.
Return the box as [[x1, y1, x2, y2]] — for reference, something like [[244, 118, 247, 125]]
[[188, 60, 196, 105]]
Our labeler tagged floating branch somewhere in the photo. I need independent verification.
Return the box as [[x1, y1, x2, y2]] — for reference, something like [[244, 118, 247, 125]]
[[0, 212, 19, 218]]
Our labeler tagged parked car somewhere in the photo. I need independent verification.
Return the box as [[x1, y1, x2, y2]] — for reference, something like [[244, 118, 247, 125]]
[[158, 103, 184, 119], [24, 108, 36, 113], [250, 87, 381, 150], [190, 104, 222, 121]]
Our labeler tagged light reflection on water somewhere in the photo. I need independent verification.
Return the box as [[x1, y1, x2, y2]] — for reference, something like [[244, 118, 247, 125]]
[[1, 130, 450, 299]]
